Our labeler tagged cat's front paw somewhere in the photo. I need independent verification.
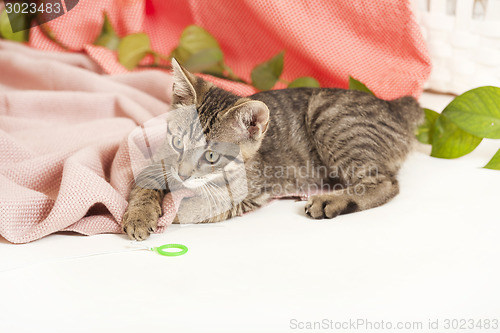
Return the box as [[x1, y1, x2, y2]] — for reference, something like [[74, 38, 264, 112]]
[[122, 204, 161, 241], [304, 194, 358, 219]]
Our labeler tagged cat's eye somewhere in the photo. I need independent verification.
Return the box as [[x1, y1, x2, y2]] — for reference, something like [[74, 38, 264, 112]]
[[204, 150, 220, 164], [171, 136, 184, 151]]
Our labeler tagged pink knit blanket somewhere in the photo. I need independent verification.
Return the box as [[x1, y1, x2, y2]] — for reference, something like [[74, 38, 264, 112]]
[[0, 40, 184, 243]]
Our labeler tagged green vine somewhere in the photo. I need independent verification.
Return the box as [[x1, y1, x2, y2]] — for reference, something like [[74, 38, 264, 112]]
[[0, 9, 319, 88], [106, 21, 320, 89]]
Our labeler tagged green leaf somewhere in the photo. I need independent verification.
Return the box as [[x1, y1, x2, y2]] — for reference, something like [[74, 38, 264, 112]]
[[348, 76, 374, 95], [251, 51, 285, 90], [94, 13, 120, 50], [431, 113, 482, 159], [171, 25, 222, 65], [483, 149, 500, 170], [416, 108, 440, 144], [183, 48, 223, 73], [170, 46, 190, 65], [178, 25, 220, 54], [288, 77, 320, 88], [118, 33, 151, 70], [441, 86, 500, 139], [170, 25, 225, 76], [0, 10, 28, 42]]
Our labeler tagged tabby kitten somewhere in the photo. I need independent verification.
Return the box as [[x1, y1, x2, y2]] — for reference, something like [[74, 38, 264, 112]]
[[122, 59, 422, 240]]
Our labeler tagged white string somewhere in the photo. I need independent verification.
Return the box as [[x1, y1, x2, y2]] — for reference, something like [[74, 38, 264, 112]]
[[0, 242, 155, 274]]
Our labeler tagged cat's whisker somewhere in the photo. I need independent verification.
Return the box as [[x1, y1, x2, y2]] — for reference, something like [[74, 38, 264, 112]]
[[204, 181, 227, 219], [202, 183, 216, 219], [132, 165, 171, 190], [205, 182, 230, 214]]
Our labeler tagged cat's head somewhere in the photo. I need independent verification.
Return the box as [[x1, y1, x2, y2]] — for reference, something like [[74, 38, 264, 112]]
[[170, 59, 270, 160], [138, 60, 267, 219]]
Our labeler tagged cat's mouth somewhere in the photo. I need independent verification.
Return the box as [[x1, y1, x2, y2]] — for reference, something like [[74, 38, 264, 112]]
[[179, 177, 203, 190], [172, 171, 220, 191]]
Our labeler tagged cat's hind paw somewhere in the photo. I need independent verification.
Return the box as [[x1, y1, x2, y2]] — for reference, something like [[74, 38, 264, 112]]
[[304, 194, 358, 219]]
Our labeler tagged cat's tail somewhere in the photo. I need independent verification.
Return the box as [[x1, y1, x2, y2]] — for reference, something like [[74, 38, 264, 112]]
[[389, 96, 424, 131]]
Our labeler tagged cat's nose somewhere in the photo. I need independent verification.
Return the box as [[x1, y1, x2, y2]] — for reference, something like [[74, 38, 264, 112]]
[[178, 173, 190, 181]]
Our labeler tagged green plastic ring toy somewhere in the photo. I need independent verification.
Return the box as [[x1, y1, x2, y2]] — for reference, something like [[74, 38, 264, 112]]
[[151, 244, 188, 257]]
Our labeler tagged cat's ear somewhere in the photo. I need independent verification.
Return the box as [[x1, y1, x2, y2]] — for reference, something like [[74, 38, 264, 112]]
[[223, 100, 270, 142], [171, 58, 198, 106]]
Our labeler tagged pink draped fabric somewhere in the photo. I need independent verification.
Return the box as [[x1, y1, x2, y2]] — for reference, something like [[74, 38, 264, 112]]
[[27, 0, 430, 99], [0, 41, 181, 243]]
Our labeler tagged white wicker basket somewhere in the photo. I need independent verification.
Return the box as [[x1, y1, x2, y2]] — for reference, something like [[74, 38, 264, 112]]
[[412, 0, 500, 94]]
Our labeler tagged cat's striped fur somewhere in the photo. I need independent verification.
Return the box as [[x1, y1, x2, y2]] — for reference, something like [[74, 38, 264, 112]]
[[122, 60, 422, 240]]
